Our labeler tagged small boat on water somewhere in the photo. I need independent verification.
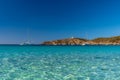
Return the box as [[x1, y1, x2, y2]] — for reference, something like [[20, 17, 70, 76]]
[[20, 28, 31, 45], [20, 41, 31, 45], [82, 43, 85, 46]]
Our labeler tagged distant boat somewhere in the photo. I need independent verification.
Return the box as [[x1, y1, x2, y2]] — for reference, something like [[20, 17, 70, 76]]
[[82, 43, 85, 46], [20, 41, 31, 45], [20, 28, 31, 45]]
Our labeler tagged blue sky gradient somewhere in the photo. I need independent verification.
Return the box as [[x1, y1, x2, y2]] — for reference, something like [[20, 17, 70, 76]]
[[0, 0, 120, 44]]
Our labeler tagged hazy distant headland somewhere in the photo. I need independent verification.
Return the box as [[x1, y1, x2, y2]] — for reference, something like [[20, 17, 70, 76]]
[[42, 36, 120, 45]]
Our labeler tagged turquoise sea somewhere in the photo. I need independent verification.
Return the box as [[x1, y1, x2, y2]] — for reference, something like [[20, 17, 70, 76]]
[[0, 45, 120, 80]]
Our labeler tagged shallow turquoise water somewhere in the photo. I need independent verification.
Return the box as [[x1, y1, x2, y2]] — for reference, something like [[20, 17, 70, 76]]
[[0, 45, 120, 80]]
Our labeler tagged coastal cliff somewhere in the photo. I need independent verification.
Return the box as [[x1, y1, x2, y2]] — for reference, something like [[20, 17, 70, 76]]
[[42, 36, 120, 45], [92, 36, 120, 45], [43, 38, 88, 45]]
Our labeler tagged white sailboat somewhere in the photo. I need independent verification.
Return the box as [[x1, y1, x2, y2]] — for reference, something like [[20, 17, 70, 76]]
[[20, 28, 31, 45], [20, 40, 31, 45]]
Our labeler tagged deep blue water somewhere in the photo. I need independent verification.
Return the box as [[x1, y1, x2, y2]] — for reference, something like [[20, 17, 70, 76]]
[[0, 45, 120, 80]]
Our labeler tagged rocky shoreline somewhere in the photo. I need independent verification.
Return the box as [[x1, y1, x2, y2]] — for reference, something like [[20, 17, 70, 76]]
[[42, 36, 120, 45]]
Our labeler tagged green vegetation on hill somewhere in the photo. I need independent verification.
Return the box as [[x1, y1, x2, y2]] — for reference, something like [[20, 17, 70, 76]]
[[93, 36, 120, 43]]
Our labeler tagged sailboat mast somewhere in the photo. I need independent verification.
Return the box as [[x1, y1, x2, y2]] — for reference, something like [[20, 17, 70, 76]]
[[26, 27, 31, 44]]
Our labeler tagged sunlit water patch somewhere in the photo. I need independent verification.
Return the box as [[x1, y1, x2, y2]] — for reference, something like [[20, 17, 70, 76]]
[[0, 45, 120, 80]]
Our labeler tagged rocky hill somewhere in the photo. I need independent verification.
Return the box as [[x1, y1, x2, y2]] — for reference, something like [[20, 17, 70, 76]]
[[42, 36, 120, 45], [92, 36, 120, 45], [42, 38, 88, 45]]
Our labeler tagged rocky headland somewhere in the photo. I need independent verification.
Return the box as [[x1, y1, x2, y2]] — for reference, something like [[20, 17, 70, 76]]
[[42, 36, 120, 45]]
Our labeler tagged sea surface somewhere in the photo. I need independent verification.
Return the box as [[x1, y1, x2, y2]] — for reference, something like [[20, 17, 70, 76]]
[[0, 45, 120, 80]]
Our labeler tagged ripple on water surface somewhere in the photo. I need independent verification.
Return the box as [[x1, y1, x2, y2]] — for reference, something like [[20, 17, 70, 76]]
[[0, 46, 120, 80]]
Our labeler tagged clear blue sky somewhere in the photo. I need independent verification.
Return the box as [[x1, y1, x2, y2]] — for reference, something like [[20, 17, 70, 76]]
[[0, 0, 120, 44]]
